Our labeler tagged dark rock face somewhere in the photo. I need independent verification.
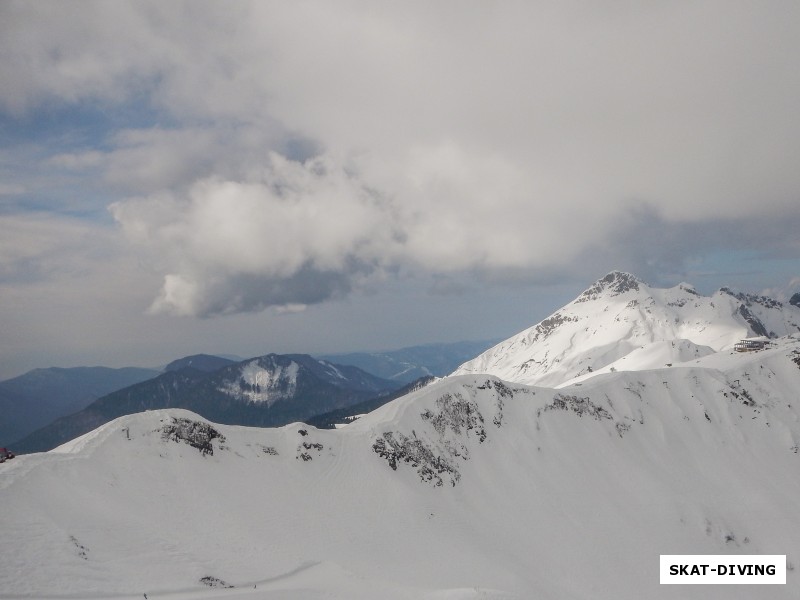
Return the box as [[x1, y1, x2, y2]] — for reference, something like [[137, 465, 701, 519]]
[[790, 293, 800, 309], [576, 271, 642, 303], [737, 304, 770, 338], [372, 432, 460, 487], [421, 393, 487, 443], [160, 417, 225, 456], [199, 576, 233, 588], [526, 312, 580, 344], [371, 390, 490, 487], [543, 394, 612, 420], [717, 287, 785, 338], [720, 287, 783, 310], [371, 383, 512, 487], [296, 439, 324, 462]]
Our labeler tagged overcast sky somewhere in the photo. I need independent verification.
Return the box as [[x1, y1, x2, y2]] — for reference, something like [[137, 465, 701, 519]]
[[1, 1, 799, 379]]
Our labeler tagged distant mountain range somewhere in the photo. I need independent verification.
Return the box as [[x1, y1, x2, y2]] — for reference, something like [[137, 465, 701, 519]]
[[1, 342, 497, 449], [11, 354, 400, 454], [0, 366, 159, 445], [305, 376, 436, 429], [318, 340, 499, 383], [163, 354, 237, 373]]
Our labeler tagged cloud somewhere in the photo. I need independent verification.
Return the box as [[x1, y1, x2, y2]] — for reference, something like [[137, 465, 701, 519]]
[[0, 183, 26, 195], [109, 142, 646, 316], [5, 1, 800, 316], [0, 212, 123, 286], [110, 153, 401, 316], [47, 151, 106, 170]]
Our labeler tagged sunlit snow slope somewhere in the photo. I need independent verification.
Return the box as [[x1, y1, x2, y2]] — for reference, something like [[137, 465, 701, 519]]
[[2, 337, 800, 599], [453, 271, 800, 387]]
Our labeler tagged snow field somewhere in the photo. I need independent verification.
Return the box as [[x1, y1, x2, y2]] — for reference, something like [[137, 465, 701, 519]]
[[3, 339, 800, 598]]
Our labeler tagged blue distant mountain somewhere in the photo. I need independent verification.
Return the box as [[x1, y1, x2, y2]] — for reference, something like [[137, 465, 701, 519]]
[[318, 340, 500, 383], [164, 354, 237, 373], [0, 366, 160, 446]]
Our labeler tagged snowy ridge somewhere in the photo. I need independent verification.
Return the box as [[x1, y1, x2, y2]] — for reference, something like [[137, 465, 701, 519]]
[[2, 338, 800, 599], [453, 271, 800, 387]]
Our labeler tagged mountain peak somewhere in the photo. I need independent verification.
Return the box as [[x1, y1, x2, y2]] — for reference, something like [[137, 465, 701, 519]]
[[453, 272, 800, 388], [575, 271, 644, 303]]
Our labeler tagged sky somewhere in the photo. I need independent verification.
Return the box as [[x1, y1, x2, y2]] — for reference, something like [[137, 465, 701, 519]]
[[1, 1, 799, 380]]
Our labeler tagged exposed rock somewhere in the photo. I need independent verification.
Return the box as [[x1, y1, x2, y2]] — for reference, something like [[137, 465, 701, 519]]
[[737, 304, 769, 338], [420, 392, 486, 443], [160, 417, 225, 456], [576, 271, 641, 303], [526, 312, 580, 344], [372, 432, 460, 487], [542, 394, 613, 421], [199, 576, 233, 588]]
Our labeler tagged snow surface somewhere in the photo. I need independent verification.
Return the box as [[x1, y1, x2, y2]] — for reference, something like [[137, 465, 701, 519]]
[[453, 272, 800, 387], [2, 336, 800, 599]]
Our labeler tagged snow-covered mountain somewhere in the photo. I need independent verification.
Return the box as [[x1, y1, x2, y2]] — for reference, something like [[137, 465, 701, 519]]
[[453, 271, 800, 387], [12, 354, 399, 454], [2, 337, 800, 599]]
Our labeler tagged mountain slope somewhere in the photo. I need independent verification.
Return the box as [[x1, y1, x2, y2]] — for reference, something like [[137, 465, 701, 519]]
[[453, 271, 800, 387], [319, 340, 500, 383], [2, 338, 800, 599], [0, 366, 160, 445], [12, 354, 399, 454], [305, 375, 436, 429]]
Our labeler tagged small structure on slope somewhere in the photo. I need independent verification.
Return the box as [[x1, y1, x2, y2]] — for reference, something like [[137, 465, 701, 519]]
[[734, 338, 771, 352]]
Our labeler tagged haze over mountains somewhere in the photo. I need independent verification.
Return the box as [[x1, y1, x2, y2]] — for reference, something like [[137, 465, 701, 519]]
[[2, 272, 800, 599], [0, 366, 160, 445], [319, 340, 500, 383]]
